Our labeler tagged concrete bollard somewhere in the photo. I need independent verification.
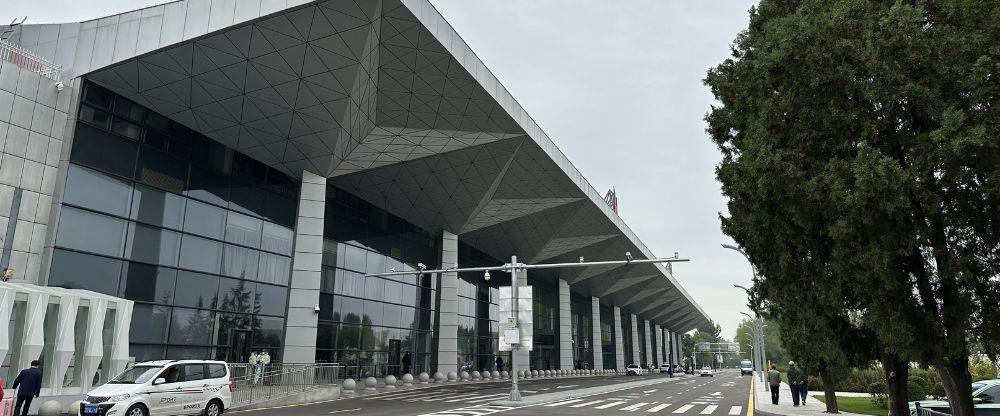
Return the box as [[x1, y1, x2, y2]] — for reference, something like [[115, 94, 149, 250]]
[[402, 373, 414, 386], [343, 378, 357, 394], [37, 401, 63, 416], [491, 370, 500, 379], [433, 371, 445, 383], [70, 400, 84, 416], [385, 375, 397, 389], [447, 371, 458, 382], [422, 372, 433, 384], [460, 371, 470, 381], [471, 370, 481, 380], [501, 370, 509, 379], [530, 370, 538, 377], [364, 376, 377, 391]]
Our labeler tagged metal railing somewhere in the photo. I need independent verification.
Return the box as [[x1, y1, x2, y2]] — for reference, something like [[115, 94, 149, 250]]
[[0, 38, 61, 80], [913, 403, 952, 415], [228, 363, 342, 408]]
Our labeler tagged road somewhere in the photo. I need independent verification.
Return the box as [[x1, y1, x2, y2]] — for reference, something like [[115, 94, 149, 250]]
[[235, 369, 753, 416]]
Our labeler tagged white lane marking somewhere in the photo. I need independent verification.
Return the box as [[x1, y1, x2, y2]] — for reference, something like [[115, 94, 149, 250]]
[[595, 401, 628, 409], [700, 405, 718, 414], [571, 400, 606, 408], [710, 392, 722, 396], [373, 390, 450, 400], [621, 402, 653, 411], [416, 404, 514, 416], [463, 394, 513, 403], [329, 410, 361, 414], [545, 399, 584, 407], [692, 402, 709, 405], [729, 406, 742, 415], [420, 393, 480, 402], [647, 403, 671, 412], [673, 405, 694, 413], [556, 385, 578, 389], [644, 389, 658, 393]]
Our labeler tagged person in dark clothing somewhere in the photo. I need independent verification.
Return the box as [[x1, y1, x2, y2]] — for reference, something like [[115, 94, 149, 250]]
[[495, 356, 504, 372], [401, 351, 412, 375], [767, 364, 781, 405], [787, 361, 802, 407], [12, 360, 42, 416], [798, 365, 809, 404]]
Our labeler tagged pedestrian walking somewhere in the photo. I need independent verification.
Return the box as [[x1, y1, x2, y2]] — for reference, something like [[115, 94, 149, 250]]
[[402, 351, 412, 375], [12, 360, 42, 416], [248, 351, 260, 384], [798, 365, 809, 404], [495, 355, 504, 372], [767, 364, 781, 405], [2, 268, 13, 282], [259, 350, 271, 384], [787, 361, 802, 407]]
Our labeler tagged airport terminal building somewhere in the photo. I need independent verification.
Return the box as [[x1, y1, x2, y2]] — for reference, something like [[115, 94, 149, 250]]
[[0, 0, 709, 387]]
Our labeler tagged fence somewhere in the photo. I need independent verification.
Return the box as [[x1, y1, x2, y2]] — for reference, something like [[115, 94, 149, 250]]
[[228, 363, 342, 408], [913, 403, 952, 415], [0, 38, 61, 80]]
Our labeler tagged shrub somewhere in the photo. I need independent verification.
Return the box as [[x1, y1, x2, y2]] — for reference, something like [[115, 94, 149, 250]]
[[870, 381, 889, 409], [908, 376, 929, 401], [971, 360, 996, 382]]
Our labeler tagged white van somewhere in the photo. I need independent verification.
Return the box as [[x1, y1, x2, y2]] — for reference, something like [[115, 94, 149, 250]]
[[81, 360, 232, 416]]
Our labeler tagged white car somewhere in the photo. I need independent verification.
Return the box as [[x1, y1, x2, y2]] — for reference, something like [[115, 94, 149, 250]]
[[700, 366, 715, 377], [81, 360, 232, 416], [626, 364, 646, 376], [659, 363, 672, 373], [740, 360, 754, 376]]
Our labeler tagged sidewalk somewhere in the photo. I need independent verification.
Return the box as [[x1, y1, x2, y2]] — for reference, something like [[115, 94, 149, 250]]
[[754, 380, 867, 416]]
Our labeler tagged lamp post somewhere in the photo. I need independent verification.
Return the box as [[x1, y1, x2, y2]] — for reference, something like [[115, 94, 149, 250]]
[[368, 252, 690, 401], [726, 242, 769, 388]]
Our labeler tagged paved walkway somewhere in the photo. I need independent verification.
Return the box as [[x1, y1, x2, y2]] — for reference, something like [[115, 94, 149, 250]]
[[754, 380, 867, 416]]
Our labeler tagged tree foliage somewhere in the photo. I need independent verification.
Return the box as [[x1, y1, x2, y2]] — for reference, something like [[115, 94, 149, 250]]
[[705, 1, 999, 415]]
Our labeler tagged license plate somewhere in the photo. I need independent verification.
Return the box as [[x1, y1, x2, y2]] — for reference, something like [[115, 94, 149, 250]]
[[84, 405, 99, 414]]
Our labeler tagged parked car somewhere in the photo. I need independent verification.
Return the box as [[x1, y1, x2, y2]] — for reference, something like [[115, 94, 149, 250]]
[[700, 365, 714, 377], [626, 364, 646, 376], [81, 360, 232, 416], [659, 363, 672, 373], [740, 360, 754, 376], [909, 379, 1000, 415]]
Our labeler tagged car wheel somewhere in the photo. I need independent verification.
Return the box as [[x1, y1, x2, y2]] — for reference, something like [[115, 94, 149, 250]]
[[205, 399, 223, 416], [125, 404, 148, 416]]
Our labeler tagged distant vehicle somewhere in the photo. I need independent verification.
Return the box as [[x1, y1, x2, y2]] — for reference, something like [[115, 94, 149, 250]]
[[82, 360, 232, 416], [740, 360, 754, 376], [700, 366, 714, 377], [626, 364, 646, 376], [673, 364, 685, 374], [909, 379, 1000, 415]]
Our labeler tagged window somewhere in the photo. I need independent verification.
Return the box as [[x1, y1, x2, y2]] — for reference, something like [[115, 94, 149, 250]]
[[169, 308, 214, 345], [181, 364, 206, 382], [257, 252, 290, 285], [183, 200, 226, 239], [225, 212, 262, 248], [48, 249, 123, 295], [70, 124, 138, 178], [217, 277, 254, 313], [173, 271, 220, 308], [119, 262, 176, 304], [111, 117, 142, 140], [56, 207, 127, 257], [179, 235, 223, 274], [208, 364, 227, 379], [130, 184, 185, 229], [135, 147, 189, 193], [260, 223, 293, 255], [63, 164, 132, 216], [125, 223, 181, 266], [130, 304, 170, 343], [255, 283, 287, 316], [223, 245, 260, 279]]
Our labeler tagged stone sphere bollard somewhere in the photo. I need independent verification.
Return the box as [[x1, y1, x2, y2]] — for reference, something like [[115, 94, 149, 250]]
[[501, 370, 509, 379], [447, 371, 458, 382], [460, 371, 470, 381], [402, 373, 414, 386], [491, 370, 500, 379], [531, 370, 538, 377], [433, 371, 445, 383], [71, 400, 84, 416], [343, 378, 357, 394], [384, 375, 397, 389], [364, 376, 378, 391], [37, 401, 63, 416], [471, 370, 480, 380]]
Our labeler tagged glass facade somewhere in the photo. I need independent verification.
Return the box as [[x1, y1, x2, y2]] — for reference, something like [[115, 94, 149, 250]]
[[600, 303, 616, 369], [570, 292, 593, 369], [621, 310, 634, 366], [50, 82, 296, 363]]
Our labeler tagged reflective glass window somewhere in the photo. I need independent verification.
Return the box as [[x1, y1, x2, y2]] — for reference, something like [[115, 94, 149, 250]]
[[217, 277, 255, 314], [343, 245, 366, 272], [338, 324, 360, 349], [129, 345, 165, 362], [83, 85, 113, 109], [229, 179, 266, 217], [130, 304, 170, 343], [130, 184, 185, 229], [63, 164, 132, 216], [222, 245, 259, 279], [179, 235, 222, 274], [78, 106, 110, 127], [182, 200, 226, 240], [317, 323, 337, 350], [125, 223, 181, 266], [341, 297, 363, 324], [318, 293, 336, 320], [363, 300, 383, 325], [256, 283, 287, 316], [111, 117, 142, 140], [257, 253, 290, 285], [166, 346, 209, 360], [225, 212, 262, 248], [56, 207, 127, 257], [48, 249, 122, 295], [366, 252, 385, 275], [383, 280, 402, 305], [174, 270, 220, 309], [186, 165, 229, 206], [261, 223, 293, 255], [400, 306, 415, 330], [169, 308, 214, 345], [70, 124, 138, 178], [382, 304, 401, 328], [365, 277, 384, 300], [113, 96, 146, 122], [119, 262, 176, 304], [135, 147, 189, 193], [255, 317, 284, 349], [180, 364, 207, 381]]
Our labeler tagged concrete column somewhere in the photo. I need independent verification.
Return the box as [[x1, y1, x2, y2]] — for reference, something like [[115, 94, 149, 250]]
[[613, 306, 625, 370], [654, 324, 662, 365], [675, 332, 683, 366], [437, 231, 459, 373], [558, 279, 572, 370], [591, 297, 603, 370], [281, 171, 326, 364], [644, 320, 652, 366], [630, 314, 640, 365], [515, 268, 529, 372]]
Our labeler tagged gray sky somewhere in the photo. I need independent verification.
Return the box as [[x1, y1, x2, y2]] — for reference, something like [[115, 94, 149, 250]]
[[4, 0, 758, 340]]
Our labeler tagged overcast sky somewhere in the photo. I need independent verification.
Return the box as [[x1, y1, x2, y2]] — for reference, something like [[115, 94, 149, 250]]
[[4, 0, 758, 340]]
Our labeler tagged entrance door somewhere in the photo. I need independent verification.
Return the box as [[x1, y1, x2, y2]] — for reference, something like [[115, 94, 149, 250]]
[[230, 330, 253, 365], [388, 339, 401, 377]]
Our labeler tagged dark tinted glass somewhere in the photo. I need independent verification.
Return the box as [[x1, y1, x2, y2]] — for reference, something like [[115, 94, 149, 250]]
[[130, 184, 185, 229], [208, 364, 227, 379], [255, 317, 283, 349], [129, 345, 165, 362], [166, 347, 209, 360], [229, 179, 266, 216], [179, 234, 222, 274], [264, 193, 296, 228], [56, 207, 127, 257], [113, 96, 146, 122], [217, 277, 255, 313], [119, 262, 176, 304], [125, 223, 181, 266], [63, 164, 132, 216], [169, 308, 214, 345], [174, 270, 220, 308], [48, 249, 122, 295], [182, 200, 226, 239], [130, 304, 170, 343], [255, 283, 287, 316], [71, 123, 138, 178], [135, 147, 189, 193], [186, 165, 229, 205], [317, 323, 337, 350], [83, 85, 113, 109], [111, 117, 142, 140], [145, 112, 170, 133], [78, 105, 110, 128]]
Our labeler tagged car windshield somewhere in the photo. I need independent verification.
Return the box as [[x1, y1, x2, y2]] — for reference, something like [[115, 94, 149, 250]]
[[109, 365, 163, 384]]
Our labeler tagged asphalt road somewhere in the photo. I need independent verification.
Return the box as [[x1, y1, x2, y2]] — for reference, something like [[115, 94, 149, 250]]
[[233, 370, 752, 416]]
